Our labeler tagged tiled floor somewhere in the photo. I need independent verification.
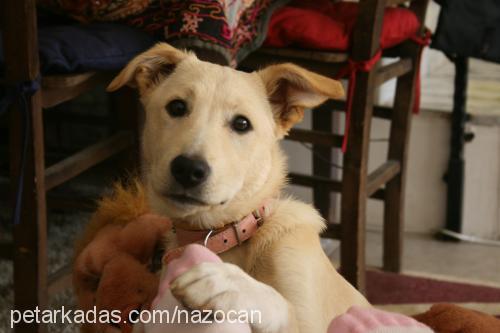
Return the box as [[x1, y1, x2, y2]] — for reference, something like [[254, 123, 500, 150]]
[[326, 231, 500, 287]]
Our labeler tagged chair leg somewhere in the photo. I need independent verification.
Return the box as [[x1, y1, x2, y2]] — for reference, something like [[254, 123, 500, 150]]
[[312, 106, 333, 220], [10, 91, 48, 333], [340, 71, 377, 293], [383, 50, 420, 273]]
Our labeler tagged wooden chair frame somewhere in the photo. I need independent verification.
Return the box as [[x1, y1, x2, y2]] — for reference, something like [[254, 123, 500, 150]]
[[241, 0, 430, 292], [2, 1, 140, 332]]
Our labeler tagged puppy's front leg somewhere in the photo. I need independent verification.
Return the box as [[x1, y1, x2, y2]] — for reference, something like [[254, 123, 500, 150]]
[[170, 262, 299, 333]]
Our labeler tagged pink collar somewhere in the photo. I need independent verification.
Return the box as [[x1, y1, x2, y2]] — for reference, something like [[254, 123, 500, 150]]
[[163, 202, 271, 265]]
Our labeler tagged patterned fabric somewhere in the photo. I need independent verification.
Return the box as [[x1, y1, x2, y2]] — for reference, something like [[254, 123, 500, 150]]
[[37, 0, 153, 22], [38, 0, 290, 65]]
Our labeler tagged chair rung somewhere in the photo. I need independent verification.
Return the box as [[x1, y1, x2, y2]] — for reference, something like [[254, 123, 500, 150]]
[[42, 72, 113, 108], [48, 264, 72, 295], [289, 173, 342, 192], [290, 172, 389, 200], [256, 48, 348, 63], [288, 128, 343, 147], [372, 105, 393, 120], [375, 58, 412, 86], [322, 223, 342, 239], [239, 50, 345, 77], [371, 188, 386, 201], [45, 131, 133, 191], [42, 72, 97, 89], [326, 100, 394, 120], [366, 160, 401, 196]]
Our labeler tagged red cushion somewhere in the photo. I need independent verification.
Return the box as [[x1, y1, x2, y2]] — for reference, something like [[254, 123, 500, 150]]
[[265, 0, 420, 51]]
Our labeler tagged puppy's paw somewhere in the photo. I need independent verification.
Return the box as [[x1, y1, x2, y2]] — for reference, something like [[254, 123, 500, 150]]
[[170, 262, 249, 314], [170, 262, 292, 333]]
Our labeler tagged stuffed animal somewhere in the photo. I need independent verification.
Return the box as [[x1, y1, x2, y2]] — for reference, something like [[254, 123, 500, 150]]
[[73, 181, 171, 333]]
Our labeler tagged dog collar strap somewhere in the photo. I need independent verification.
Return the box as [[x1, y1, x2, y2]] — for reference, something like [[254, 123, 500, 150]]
[[163, 202, 271, 265]]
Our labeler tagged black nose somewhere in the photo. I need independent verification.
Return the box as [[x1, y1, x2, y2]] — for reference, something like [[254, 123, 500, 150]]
[[170, 155, 211, 188]]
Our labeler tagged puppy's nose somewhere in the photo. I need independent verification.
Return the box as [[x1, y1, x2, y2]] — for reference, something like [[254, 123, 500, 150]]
[[170, 155, 211, 188]]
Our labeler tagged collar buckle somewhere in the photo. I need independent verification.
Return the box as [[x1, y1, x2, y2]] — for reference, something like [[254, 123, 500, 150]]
[[231, 222, 243, 246], [252, 210, 264, 227], [203, 229, 214, 247]]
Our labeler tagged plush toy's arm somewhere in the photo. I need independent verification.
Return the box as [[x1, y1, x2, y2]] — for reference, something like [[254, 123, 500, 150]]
[[414, 303, 500, 333]]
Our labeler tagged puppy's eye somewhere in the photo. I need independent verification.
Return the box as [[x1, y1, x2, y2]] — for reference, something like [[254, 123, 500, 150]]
[[231, 115, 252, 133], [166, 99, 188, 117]]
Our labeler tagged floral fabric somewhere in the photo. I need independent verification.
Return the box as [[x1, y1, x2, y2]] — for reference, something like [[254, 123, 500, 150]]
[[38, 0, 153, 22]]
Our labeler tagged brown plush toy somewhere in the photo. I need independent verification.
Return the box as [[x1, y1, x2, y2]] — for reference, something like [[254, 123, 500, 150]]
[[72, 181, 171, 333], [414, 303, 500, 333]]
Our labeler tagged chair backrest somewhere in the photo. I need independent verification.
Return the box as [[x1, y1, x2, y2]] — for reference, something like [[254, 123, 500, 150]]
[[352, 0, 429, 61]]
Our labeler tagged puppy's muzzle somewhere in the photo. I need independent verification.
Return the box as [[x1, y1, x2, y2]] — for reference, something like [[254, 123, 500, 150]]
[[170, 155, 211, 188]]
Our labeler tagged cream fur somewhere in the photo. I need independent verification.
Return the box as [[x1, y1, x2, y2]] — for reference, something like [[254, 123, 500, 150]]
[[108, 43, 368, 333]]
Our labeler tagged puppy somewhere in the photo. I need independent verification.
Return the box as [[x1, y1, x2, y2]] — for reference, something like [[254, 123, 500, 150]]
[[107, 43, 369, 333]]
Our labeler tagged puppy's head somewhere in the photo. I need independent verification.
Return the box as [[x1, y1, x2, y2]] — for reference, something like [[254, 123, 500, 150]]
[[108, 43, 343, 227]]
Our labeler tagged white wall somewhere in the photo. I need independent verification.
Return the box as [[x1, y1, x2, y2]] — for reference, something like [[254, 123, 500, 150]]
[[282, 111, 450, 234], [462, 124, 500, 239]]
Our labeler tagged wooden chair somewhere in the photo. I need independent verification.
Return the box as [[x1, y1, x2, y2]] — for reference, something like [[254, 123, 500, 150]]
[[1, 1, 140, 332], [241, 0, 430, 293]]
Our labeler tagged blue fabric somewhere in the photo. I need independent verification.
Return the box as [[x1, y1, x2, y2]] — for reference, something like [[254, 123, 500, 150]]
[[0, 23, 157, 75], [37, 23, 157, 74]]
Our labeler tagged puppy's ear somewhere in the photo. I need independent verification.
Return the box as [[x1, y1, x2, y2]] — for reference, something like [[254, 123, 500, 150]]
[[258, 63, 344, 136], [107, 43, 190, 95]]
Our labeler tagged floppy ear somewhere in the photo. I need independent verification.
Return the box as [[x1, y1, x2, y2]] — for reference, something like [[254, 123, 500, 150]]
[[107, 43, 190, 95], [258, 63, 344, 136]]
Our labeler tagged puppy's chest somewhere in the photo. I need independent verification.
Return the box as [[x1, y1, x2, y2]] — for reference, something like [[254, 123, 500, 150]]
[[218, 242, 253, 272]]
